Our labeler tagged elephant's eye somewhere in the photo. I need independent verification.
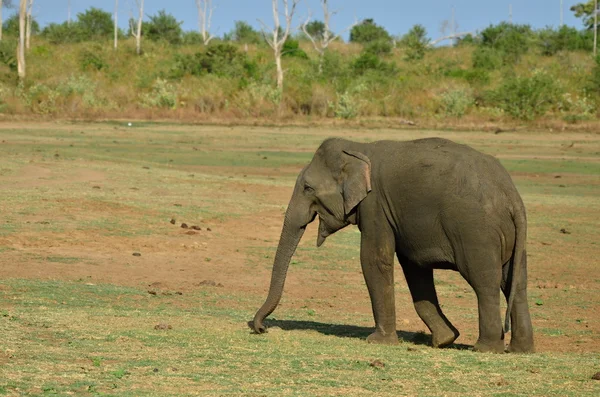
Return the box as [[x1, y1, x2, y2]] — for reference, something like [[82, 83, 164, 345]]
[[304, 184, 315, 194]]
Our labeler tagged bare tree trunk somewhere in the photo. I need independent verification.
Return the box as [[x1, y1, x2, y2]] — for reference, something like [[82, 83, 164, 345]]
[[114, 0, 118, 50], [129, 0, 144, 55], [25, 0, 32, 50], [260, 0, 300, 91], [17, 0, 26, 79], [302, 1, 358, 75], [196, 0, 216, 45]]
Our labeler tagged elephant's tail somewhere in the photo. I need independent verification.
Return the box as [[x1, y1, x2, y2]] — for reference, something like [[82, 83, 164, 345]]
[[504, 208, 527, 333]]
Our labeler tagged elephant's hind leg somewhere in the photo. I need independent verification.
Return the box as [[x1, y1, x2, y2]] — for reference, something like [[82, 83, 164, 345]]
[[501, 252, 535, 353], [400, 262, 460, 348]]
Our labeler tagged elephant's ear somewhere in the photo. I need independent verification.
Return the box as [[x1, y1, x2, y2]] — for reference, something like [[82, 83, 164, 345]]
[[342, 150, 372, 215]]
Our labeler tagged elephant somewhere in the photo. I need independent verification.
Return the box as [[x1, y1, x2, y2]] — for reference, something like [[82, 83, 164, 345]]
[[249, 137, 534, 353]]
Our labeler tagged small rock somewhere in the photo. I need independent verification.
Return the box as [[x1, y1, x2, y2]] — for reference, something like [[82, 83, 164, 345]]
[[197, 280, 223, 288], [369, 360, 385, 369], [142, 166, 150, 170], [206, 227, 212, 232], [554, 175, 562, 179], [406, 346, 417, 352], [132, 252, 141, 257], [148, 290, 157, 295], [191, 225, 201, 230], [173, 203, 182, 207], [170, 218, 176, 224], [154, 323, 172, 330], [592, 372, 600, 380], [153, 368, 159, 373], [560, 228, 571, 234], [181, 223, 188, 229], [92, 186, 101, 189], [185, 231, 197, 235]]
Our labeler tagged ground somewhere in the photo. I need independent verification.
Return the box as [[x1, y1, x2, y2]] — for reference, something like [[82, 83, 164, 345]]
[[0, 122, 598, 396]]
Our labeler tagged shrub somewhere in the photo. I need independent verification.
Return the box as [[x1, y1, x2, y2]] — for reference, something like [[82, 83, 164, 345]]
[[144, 10, 183, 45], [226, 21, 262, 44], [472, 46, 503, 70], [141, 78, 178, 109], [364, 40, 393, 56], [588, 55, 600, 96], [3, 12, 41, 37], [485, 72, 561, 120], [350, 19, 391, 44], [170, 43, 258, 80], [79, 49, 107, 71], [444, 68, 490, 86], [282, 38, 308, 59], [76, 7, 114, 40], [400, 25, 430, 61], [331, 83, 367, 119], [0, 38, 17, 72], [41, 22, 86, 44], [439, 87, 474, 117], [479, 22, 533, 65], [537, 26, 592, 56]]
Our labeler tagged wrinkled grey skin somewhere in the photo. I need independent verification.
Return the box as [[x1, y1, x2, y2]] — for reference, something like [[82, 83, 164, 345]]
[[250, 137, 534, 353]]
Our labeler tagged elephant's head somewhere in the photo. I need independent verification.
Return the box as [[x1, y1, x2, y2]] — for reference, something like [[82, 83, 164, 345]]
[[250, 139, 372, 333]]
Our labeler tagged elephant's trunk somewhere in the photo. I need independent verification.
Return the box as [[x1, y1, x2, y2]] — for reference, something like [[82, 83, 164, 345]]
[[251, 212, 306, 333]]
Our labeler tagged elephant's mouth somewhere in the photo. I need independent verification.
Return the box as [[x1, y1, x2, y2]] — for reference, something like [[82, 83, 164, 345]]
[[316, 215, 348, 247]]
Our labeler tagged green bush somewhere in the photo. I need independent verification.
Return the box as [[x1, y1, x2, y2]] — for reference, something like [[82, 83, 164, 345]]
[[588, 55, 600, 96], [144, 10, 183, 45], [485, 72, 562, 120], [225, 21, 262, 44], [537, 26, 592, 56], [350, 19, 391, 44], [479, 22, 533, 65], [170, 43, 258, 80], [472, 46, 503, 70], [0, 39, 17, 72], [364, 40, 393, 56], [444, 68, 490, 86], [282, 38, 308, 59], [439, 87, 474, 118], [400, 24, 430, 61], [41, 22, 86, 44], [2, 12, 41, 37], [79, 48, 107, 71], [76, 7, 114, 40], [141, 78, 178, 109]]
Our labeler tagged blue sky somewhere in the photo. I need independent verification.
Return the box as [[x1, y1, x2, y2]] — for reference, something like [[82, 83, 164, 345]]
[[8, 1, 590, 40]]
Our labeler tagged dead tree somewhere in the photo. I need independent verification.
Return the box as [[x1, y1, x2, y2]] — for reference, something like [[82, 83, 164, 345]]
[[17, 0, 25, 78], [129, 0, 144, 55], [301, 0, 357, 74], [259, 0, 300, 91], [195, 0, 216, 45], [114, 0, 118, 50], [25, 0, 32, 50]]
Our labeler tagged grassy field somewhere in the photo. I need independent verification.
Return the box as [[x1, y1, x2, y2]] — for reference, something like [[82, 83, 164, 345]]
[[0, 122, 599, 396]]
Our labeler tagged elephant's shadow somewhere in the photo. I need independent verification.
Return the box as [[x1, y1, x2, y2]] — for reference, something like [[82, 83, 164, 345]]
[[259, 319, 472, 350]]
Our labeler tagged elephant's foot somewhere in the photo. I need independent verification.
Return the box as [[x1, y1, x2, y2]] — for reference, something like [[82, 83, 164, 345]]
[[473, 339, 505, 353], [366, 330, 399, 345], [431, 326, 460, 348], [507, 338, 535, 353]]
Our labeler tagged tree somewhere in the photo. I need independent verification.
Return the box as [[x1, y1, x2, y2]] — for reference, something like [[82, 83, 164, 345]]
[[228, 20, 261, 44], [129, 0, 143, 54], [77, 7, 113, 40], [144, 10, 183, 44], [571, 1, 600, 30], [114, 0, 118, 50], [195, 0, 216, 45], [259, 0, 301, 91], [349, 18, 391, 44], [1, 0, 15, 41], [302, 0, 358, 74], [400, 24, 430, 61], [17, 0, 24, 78], [3, 10, 38, 37]]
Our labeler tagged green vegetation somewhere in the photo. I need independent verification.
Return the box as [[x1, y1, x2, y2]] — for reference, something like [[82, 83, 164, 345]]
[[0, 9, 599, 125]]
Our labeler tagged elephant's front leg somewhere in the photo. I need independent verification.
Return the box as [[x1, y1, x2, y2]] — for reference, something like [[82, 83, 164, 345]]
[[400, 262, 460, 348], [360, 221, 398, 345]]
